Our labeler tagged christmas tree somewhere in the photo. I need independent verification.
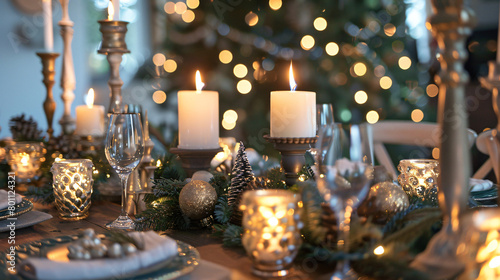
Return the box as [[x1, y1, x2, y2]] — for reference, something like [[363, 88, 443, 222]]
[[146, 0, 433, 156], [227, 141, 254, 225]]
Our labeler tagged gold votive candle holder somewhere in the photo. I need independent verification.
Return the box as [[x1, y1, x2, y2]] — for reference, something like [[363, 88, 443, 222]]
[[397, 159, 439, 204], [6, 142, 45, 183], [51, 159, 94, 220], [458, 209, 500, 280], [240, 190, 303, 277]]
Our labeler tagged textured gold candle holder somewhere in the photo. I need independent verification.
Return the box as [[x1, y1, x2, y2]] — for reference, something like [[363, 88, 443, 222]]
[[264, 135, 317, 186], [397, 159, 440, 204], [170, 147, 223, 177], [51, 159, 94, 220], [98, 20, 130, 113], [36, 52, 60, 139], [240, 189, 303, 277]]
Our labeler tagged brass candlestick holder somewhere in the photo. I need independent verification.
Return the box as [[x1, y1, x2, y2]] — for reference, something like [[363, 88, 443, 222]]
[[98, 20, 130, 113], [264, 135, 317, 186], [37, 52, 60, 140], [170, 147, 223, 178]]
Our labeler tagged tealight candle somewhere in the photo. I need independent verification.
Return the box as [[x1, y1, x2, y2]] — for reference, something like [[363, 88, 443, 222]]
[[270, 63, 316, 137], [6, 142, 45, 183], [240, 189, 303, 277], [75, 89, 105, 136], [177, 71, 219, 149]]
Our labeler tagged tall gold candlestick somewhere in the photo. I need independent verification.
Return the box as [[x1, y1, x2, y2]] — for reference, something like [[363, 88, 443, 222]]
[[36, 52, 60, 139]]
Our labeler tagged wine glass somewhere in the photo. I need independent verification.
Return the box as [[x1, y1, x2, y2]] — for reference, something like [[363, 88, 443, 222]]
[[105, 113, 144, 230], [316, 104, 335, 134], [315, 123, 374, 279]]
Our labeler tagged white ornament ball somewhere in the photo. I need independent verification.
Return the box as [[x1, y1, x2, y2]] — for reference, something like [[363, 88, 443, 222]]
[[192, 171, 214, 183]]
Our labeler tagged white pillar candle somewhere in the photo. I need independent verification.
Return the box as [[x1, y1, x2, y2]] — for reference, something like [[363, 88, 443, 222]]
[[178, 71, 219, 149], [270, 63, 316, 137], [42, 0, 53, 51], [112, 0, 120, 20], [75, 89, 105, 136], [497, 5, 500, 62]]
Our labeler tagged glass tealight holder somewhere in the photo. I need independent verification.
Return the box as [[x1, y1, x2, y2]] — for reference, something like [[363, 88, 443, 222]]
[[458, 209, 500, 280], [51, 159, 94, 220], [240, 190, 303, 277], [6, 142, 45, 183], [397, 159, 439, 205]]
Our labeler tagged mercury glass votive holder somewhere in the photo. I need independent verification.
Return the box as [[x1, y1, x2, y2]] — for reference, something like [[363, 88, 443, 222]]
[[397, 159, 439, 204], [240, 190, 303, 277], [51, 159, 94, 220], [6, 142, 45, 183], [458, 209, 500, 280]]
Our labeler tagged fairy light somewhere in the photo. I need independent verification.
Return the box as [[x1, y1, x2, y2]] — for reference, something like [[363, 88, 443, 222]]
[[384, 23, 396, 36], [353, 62, 367, 76], [432, 148, 440, 159], [269, 0, 282, 10], [223, 110, 238, 123], [152, 90, 167, 104], [186, 0, 199, 9], [398, 56, 411, 70], [374, 65, 385, 77], [426, 84, 439, 97], [325, 42, 339, 56], [313, 17, 327, 31], [164, 2, 175, 14], [245, 12, 259, 26], [233, 64, 248, 78], [152, 53, 166, 66], [219, 50, 233, 64], [374, 246, 385, 255], [222, 119, 236, 130], [163, 59, 177, 73], [174, 2, 187, 14], [411, 109, 424, 122], [366, 110, 379, 124], [300, 35, 315, 50], [182, 10, 195, 23], [237, 79, 252, 94], [354, 90, 368, 104], [380, 76, 393, 89]]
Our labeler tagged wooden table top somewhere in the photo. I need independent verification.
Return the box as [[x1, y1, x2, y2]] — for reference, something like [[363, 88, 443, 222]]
[[0, 201, 330, 280]]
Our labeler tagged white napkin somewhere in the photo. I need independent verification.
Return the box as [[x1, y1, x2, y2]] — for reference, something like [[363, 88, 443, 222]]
[[19, 231, 178, 280], [470, 178, 494, 192], [0, 189, 23, 210]]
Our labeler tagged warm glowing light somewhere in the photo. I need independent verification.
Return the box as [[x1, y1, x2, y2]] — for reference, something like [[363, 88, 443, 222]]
[[300, 35, 315, 50], [222, 119, 236, 130], [86, 88, 95, 108], [182, 10, 195, 23], [164, 2, 175, 14], [107, 1, 114, 21], [432, 148, 440, 159], [325, 42, 339, 56], [237, 79, 252, 94], [268, 217, 279, 227], [219, 50, 233, 64], [314, 17, 327, 31], [152, 90, 167, 104], [384, 23, 396, 37], [156, 159, 162, 167], [374, 65, 385, 77], [233, 64, 248, 78], [186, 0, 200, 9], [152, 53, 166, 66], [195, 70, 205, 92], [374, 246, 385, 255], [354, 90, 368, 104], [398, 56, 411, 70], [289, 62, 297, 91], [269, 0, 282, 10], [163, 59, 177, 73], [245, 12, 259, 26], [380, 76, 393, 89], [489, 256, 500, 268], [223, 110, 238, 123], [353, 62, 367, 76], [366, 110, 379, 124], [20, 153, 29, 166], [426, 84, 439, 97], [411, 109, 424, 122], [175, 2, 187, 14]]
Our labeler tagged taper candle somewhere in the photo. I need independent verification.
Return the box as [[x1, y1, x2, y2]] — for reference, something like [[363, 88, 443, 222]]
[[42, 0, 53, 51]]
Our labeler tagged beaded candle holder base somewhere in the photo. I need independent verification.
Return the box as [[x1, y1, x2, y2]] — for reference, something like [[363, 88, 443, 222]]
[[264, 135, 317, 186], [170, 147, 223, 177]]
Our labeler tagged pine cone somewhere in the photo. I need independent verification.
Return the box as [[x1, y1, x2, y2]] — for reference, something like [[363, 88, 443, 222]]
[[9, 114, 44, 141], [46, 135, 79, 159]]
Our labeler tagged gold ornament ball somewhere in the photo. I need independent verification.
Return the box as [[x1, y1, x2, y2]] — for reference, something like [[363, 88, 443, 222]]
[[179, 180, 218, 220], [358, 182, 409, 224]]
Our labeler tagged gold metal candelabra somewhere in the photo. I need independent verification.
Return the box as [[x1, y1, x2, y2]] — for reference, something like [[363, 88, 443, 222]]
[[36, 52, 60, 140]]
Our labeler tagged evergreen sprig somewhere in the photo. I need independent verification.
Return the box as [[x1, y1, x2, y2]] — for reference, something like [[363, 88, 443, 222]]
[[214, 196, 232, 224], [222, 224, 244, 247]]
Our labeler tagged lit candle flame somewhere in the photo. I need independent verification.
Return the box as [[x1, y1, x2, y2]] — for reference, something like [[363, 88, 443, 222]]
[[20, 153, 29, 166], [289, 62, 297, 91], [195, 70, 205, 93], [86, 88, 95, 108], [108, 1, 114, 21]]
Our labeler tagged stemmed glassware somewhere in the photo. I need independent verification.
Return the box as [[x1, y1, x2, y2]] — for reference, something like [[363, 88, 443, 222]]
[[316, 103, 335, 134], [105, 113, 144, 230], [314, 123, 374, 279]]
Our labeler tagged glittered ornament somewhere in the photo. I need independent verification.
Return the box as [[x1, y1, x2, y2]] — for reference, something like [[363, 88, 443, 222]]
[[179, 180, 218, 220], [358, 182, 410, 224], [192, 170, 214, 183]]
